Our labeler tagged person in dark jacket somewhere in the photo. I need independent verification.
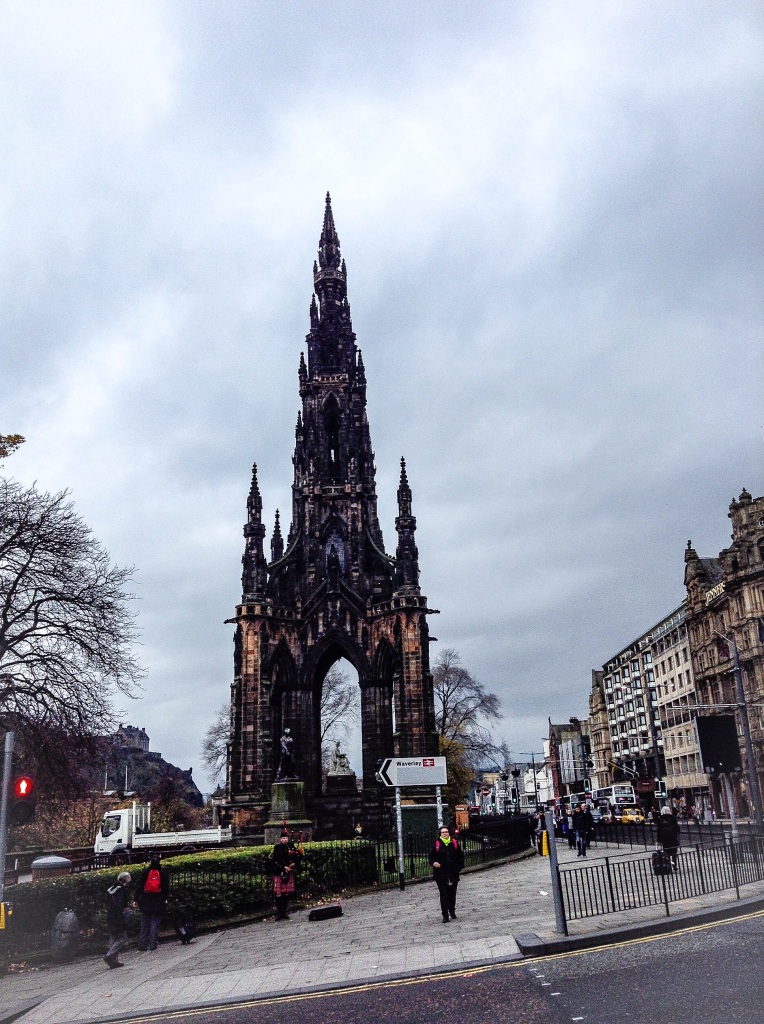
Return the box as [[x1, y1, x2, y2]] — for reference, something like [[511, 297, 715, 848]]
[[104, 871, 133, 968], [134, 851, 170, 951], [271, 830, 301, 921], [656, 806, 681, 867], [428, 825, 465, 923], [572, 802, 595, 857]]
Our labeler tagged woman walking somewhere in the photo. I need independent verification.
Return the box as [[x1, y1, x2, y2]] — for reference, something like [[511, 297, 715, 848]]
[[428, 825, 465, 924]]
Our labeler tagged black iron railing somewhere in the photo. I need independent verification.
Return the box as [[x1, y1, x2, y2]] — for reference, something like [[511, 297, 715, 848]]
[[589, 819, 763, 852], [559, 831, 764, 921]]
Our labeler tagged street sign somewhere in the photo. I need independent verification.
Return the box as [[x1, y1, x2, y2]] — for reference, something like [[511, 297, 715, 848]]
[[377, 756, 447, 787]]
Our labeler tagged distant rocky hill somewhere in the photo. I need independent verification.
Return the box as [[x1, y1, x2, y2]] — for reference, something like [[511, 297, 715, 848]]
[[95, 725, 203, 808]]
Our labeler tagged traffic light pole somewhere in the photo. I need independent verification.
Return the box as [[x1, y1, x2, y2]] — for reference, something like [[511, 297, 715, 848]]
[[0, 730, 15, 904]]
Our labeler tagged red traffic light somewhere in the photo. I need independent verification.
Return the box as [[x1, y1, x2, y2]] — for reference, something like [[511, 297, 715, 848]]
[[9, 775, 37, 825], [14, 776, 34, 798]]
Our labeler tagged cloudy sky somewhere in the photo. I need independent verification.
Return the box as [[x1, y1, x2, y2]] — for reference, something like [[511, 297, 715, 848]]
[[2, 2, 762, 792]]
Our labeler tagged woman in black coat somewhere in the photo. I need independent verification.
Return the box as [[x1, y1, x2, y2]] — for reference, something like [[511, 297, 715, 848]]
[[656, 807, 681, 866], [428, 826, 465, 924]]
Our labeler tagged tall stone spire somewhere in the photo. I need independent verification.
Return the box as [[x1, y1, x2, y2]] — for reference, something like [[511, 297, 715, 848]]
[[270, 509, 284, 562], [308, 192, 355, 376], [227, 195, 438, 817], [241, 463, 267, 597], [394, 457, 420, 594]]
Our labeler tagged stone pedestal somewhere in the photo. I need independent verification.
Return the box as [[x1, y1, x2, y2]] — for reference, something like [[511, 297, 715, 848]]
[[263, 780, 313, 845], [325, 772, 358, 796]]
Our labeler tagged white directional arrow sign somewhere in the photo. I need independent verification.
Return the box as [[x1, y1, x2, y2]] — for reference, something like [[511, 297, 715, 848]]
[[377, 756, 447, 787]]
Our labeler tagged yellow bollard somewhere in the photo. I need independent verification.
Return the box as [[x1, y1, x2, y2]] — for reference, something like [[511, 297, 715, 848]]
[[541, 829, 549, 856]]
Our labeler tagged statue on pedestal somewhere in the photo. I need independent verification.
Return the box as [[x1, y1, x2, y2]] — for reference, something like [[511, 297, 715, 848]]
[[328, 739, 353, 776], [276, 728, 295, 780]]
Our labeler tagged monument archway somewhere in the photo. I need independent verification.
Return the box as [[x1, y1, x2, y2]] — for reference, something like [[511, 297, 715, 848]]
[[225, 196, 438, 831]]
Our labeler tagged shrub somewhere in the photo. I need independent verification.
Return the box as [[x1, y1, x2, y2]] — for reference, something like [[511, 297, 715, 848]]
[[1, 840, 379, 964]]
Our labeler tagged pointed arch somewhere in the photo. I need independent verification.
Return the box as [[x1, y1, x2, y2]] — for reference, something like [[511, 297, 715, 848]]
[[323, 393, 341, 481]]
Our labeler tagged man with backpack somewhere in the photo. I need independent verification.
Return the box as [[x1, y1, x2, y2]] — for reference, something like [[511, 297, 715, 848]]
[[134, 851, 169, 951], [104, 871, 133, 968]]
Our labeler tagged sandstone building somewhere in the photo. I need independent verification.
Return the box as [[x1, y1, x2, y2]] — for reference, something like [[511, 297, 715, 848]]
[[684, 488, 764, 818]]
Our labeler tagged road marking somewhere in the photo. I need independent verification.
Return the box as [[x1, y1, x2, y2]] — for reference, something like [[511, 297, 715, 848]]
[[518, 907, 764, 967]]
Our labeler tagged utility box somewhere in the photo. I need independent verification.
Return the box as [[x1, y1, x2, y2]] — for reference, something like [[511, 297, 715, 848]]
[[31, 856, 72, 880]]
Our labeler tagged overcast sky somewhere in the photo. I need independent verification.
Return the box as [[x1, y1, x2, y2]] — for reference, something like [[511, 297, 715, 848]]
[[2, 2, 762, 793]]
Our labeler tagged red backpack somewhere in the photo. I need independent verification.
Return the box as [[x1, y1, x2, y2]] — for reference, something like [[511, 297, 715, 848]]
[[143, 868, 161, 894]]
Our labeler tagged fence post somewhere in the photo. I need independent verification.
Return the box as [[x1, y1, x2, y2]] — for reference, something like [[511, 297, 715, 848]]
[[695, 844, 706, 895], [659, 862, 671, 917], [604, 856, 616, 913], [407, 833, 416, 878], [727, 835, 740, 900]]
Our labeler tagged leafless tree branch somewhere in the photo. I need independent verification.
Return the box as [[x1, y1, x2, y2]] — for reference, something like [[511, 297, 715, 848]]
[[0, 476, 143, 784]]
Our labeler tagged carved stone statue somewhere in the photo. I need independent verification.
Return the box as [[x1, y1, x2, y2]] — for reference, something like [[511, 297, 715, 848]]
[[328, 738, 353, 776], [276, 728, 295, 780]]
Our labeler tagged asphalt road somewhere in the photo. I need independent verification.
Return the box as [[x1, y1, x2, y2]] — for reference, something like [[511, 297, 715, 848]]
[[116, 912, 764, 1024]]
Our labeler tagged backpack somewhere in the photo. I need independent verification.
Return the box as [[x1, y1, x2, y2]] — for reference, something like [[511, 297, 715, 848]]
[[143, 868, 162, 894]]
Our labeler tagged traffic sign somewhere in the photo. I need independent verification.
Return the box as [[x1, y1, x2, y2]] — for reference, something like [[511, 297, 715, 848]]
[[377, 757, 447, 787]]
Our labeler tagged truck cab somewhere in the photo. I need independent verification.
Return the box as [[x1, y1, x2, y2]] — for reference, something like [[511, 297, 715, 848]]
[[94, 803, 151, 855]]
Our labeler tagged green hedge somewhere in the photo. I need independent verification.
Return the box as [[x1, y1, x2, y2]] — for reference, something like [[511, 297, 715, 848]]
[[1, 841, 379, 963]]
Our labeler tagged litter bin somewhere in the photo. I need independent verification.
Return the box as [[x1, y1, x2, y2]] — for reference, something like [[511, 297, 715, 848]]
[[50, 908, 80, 960], [31, 855, 72, 880]]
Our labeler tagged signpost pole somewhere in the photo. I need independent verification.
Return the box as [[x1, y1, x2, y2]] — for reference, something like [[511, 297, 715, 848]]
[[394, 786, 405, 891], [435, 785, 443, 828], [544, 808, 568, 935], [0, 730, 16, 905], [721, 772, 739, 840]]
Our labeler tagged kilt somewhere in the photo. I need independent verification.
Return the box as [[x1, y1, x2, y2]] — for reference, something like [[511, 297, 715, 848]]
[[273, 871, 296, 897]]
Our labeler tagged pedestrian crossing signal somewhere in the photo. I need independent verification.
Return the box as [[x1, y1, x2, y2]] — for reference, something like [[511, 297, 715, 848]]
[[9, 775, 36, 825]]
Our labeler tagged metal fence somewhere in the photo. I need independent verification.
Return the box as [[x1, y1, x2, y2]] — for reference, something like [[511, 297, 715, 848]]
[[589, 819, 763, 852], [559, 831, 764, 921]]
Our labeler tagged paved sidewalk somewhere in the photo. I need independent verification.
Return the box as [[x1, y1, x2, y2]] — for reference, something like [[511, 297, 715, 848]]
[[3, 844, 763, 1024]]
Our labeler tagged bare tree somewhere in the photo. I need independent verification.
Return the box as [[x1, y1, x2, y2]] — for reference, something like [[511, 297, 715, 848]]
[[320, 663, 358, 774], [433, 648, 503, 801], [0, 477, 142, 790], [200, 702, 230, 784], [320, 663, 358, 743]]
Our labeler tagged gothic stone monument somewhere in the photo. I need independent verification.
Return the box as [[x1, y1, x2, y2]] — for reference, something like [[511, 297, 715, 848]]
[[225, 195, 439, 835]]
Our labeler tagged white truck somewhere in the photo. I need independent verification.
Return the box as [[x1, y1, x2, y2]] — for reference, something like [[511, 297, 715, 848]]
[[94, 802, 233, 856]]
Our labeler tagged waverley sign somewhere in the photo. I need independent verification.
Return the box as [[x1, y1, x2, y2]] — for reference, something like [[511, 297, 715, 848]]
[[377, 757, 448, 787]]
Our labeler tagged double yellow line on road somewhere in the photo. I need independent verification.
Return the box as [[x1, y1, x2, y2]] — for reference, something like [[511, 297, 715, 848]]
[[116, 908, 764, 1022]]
